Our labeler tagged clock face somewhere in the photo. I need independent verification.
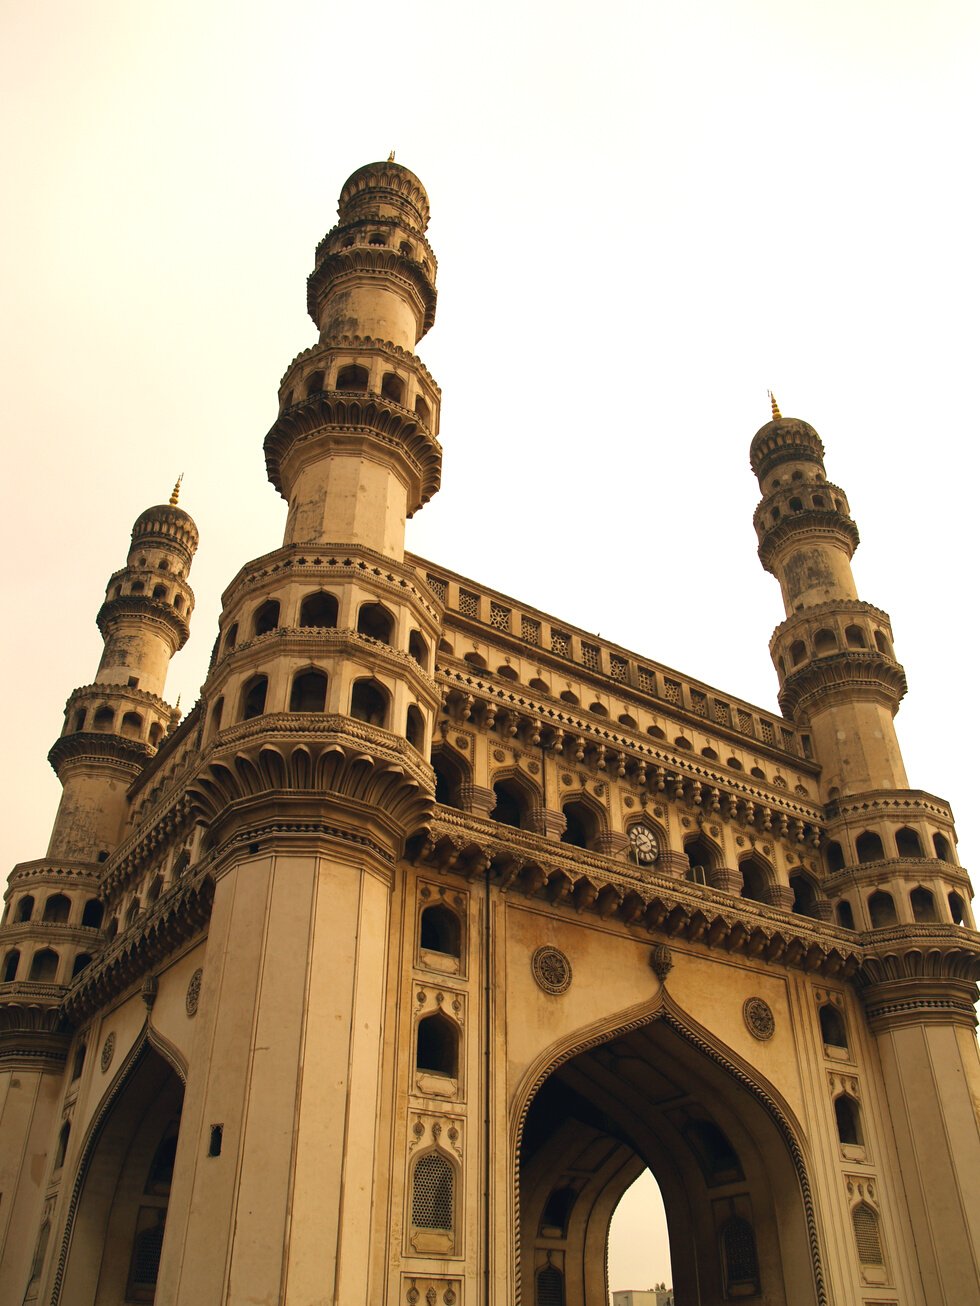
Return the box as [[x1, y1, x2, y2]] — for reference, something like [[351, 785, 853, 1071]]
[[628, 824, 659, 865]]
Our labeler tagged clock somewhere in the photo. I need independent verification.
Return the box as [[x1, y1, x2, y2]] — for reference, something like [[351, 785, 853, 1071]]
[[628, 823, 659, 866]]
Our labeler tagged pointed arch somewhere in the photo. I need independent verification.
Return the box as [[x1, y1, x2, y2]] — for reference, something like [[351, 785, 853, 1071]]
[[560, 791, 606, 851]]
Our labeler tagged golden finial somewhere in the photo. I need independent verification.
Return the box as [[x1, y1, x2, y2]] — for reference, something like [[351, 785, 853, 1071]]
[[768, 390, 782, 421], [387, 150, 396, 162], [169, 474, 183, 507]]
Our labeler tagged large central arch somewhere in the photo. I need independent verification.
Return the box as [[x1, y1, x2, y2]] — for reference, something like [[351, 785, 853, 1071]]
[[514, 998, 825, 1306]]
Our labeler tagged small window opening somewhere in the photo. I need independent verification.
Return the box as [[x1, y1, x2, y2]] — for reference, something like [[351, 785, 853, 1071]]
[[814, 628, 838, 655], [253, 599, 280, 637], [933, 832, 952, 861], [350, 679, 388, 727], [71, 952, 92, 977], [739, 857, 769, 903], [420, 904, 461, 957], [895, 827, 923, 858], [408, 630, 429, 667], [790, 874, 820, 918], [560, 800, 599, 851], [834, 1094, 863, 1146], [836, 900, 855, 930], [415, 394, 431, 424], [71, 1043, 86, 1080], [121, 711, 143, 739], [868, 890, 897, 928], [289, 669, 328, 713], [948, 892, 966, 925], [73, 709, 87, 732], [16, 895, 35, 923], [3, 949, 20, 982], [224, 622, 239, 651], [853, 1203, 884, 1265], [491, 780, 531, 830], [54, 1120, 71, 1169], [357, 602, 394, 644], [910, 886, 937, 922], [790, 639, 807, 666], [241, 675, 268, 720], [721, 1217, 760, 1295], [819, 1004, 848, 1048], [406, 705, 425, 752], [208, 1124, 223, 1157], [411, 1151, 453, 1230], [432, 751, 465, 808], [304, 369, 325, 398], [856, 831, 884, 863], [845, 624, 867, 649], [299, 591, 338, 628], [29, 948, 59, 981], [540, 1185, 577, 1237], [416, 1012, 458, 1076], [336, 363, 368, 392], [825, 840, 845, 873], [93, 706, 115, 732], [381, 372, 404, 404]]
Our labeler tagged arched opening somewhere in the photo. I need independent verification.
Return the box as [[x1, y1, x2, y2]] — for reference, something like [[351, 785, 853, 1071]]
[[406, 705, 426, 752], [855, 831, 884, 863], [432, 748, 467, 809], [241, 675, 268, 721], [72, 1042, 87, 1081], [492, 779, 535, 831], [224, 622, 238, 651], [825, 841, 845, 873], [336, 363, 368, 392], [416, 1011, 459, 1077], [408, 630, 429, 667], [289, 668, 328, 713], [813, 628, 838, 655], [910, 886, 937, 922], [844, 624, 867, 649], [895, 827, 923, 858], [819, 1005, 848, 1049], [357, 602, 395, 645], [683, 835, 718, 885], [560, 690, 579, 706], [868, 890, 897, 928], [209, 697, 224, 737], [149, 722, 164, 747], [834, 1095, 863, 1146], [72, 952, 93, 977], [852, 1202, 884, 1267], [74, 708, 87, 731], [789, 640, 807, 666], [145, 875, 163, 906], [121, 711, 143, 739], [519, 1011, 820, 1306], [253, 599, 280, 637], [420, 904, 461, 958], [43, 893, 71, 923], [16, 894, 35, 922], [410, 1150, 455, 1242], [874, 630, 892, 655], [739, 856, 770, 904], [299, 590, 338, 628], [381, 372, 404, 404], [790, 874, 820, 918], [948, 892, 966, 925], [304, 369, 325, 397], [54, 1119, 71, 1170], [59, 1043, 184, 1306], [3, 949, 20, 981], [152, 584, 168, 600], [464, 652, 488, 670], [350, 678, 389, 727], [93, 706, 115, 731], [29, 948, 59, 981], [836, 900, 855, 930], [560, 800, 600, 851], [415, 394, 431, 424], [933, 831, 952, 862]]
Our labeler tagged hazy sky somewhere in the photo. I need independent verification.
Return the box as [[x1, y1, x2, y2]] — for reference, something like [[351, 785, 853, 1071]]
[[2, 1, 978, 1291]]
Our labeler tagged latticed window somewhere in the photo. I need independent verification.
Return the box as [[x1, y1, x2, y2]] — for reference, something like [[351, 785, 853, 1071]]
[[760, 720, 775, 745], [426, 574, 448, 603], [691, 690, 708, 717], [609, 656, 627, 683], [551, 630, 570, 657], [490, 603, 511, 631], [411, 1152, 454, 1230], [722, 1216, 759, 1290], [852, 1203, 883, 1264], [536, 1264, 565, 1306], [521, 615, 541, 645], [781, 728, 795, 751], [737, 708, 753, 734], [130, 1219, 165, 1288], [663, 678, 681, 705], [458, 589, 479, 618], [581, 643, 600, 671], [637, 666, 655, 694], [713, 699, 731, 727]]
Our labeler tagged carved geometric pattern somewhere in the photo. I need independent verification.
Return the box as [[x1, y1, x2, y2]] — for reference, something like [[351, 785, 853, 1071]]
[[663, 678, 681, 705], [426, 574, 448, 603], [186, 968, 203, 1017], [458, 590, 478, 618], [581, 643, 600, 671], [489, 603, 510, 631], [520, 616, 540, 645], [531, 946, 572, 995], [637, 667, 655, 693], [743, 997, 775, 1040], [550, 630, 570, 657], [99, 1032, 116, 1073], [609, 656, 627, 683]]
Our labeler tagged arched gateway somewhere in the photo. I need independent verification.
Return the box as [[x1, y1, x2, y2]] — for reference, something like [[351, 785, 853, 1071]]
[[1, 159, 978, 1306], [514, 999, 823, 1305]]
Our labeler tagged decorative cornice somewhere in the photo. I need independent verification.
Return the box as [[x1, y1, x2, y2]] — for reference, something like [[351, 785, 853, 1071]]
[[4, 860, 101, 895], [263, 393, 442, 511], [48, 732, 152, 778], [825, 789, 955, 824], [758, 510, 860, 572], [96, 593, 190, 648], [777, 651, 907, 718], [306, 248, 436, 333], [769, 598, 893, 645]]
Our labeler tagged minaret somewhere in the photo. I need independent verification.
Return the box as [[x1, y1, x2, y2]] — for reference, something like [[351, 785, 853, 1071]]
[[752, 400, 980, 1301], [46, 483, 198, 861]]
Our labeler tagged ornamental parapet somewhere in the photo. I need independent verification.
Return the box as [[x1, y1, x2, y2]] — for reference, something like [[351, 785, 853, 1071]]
[[758, 509, 861, 573], [411, 811, 861, 981], [777, 651, 907, 718], [825, 789, 955, 825], [263, 392, 442, 512], [4, 860, 101, 894]]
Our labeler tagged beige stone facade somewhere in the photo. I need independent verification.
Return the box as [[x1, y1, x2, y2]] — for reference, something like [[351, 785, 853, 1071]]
[[1, 160, 978, 1306]]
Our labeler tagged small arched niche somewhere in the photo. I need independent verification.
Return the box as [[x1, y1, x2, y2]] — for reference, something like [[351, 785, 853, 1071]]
[[241, 675, 268, 721], [790, 874, 820, 919], [406, 705, 426, 752], [910, 886, 937, 922], [336, 363, 368, 392], [868, 890, 897, 928], [895, 827, 923, 858], [739, 856, 770, 904], [416, 1011, 459, 1077], [420, 903, 462, 960], [408, 630, 429, 668], [932, 831, 953, 862], [381, 372, 404, 404], [490, 778, 535, 831], [825, 840, 845, 873], [253, 599, 280, 637], [684, 835, 719, 885], [856, 831, 884, 863], [834, 1094, 863, 1147], [431, 747, 468, 809], [813, 628, 838, 655], [819, 1004, 848, 1050], [560, 799, 601, 851], [43, 893, 71, 924], [15, 895, 35, 923], [29, 948, 59, 982], [844, 624, 867, 649], [82, 899, 104, 929], [836, 900, 855, 930]]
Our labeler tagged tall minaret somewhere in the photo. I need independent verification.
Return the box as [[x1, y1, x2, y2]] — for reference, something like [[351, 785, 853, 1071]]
[[46, 484, 198, 861], [750, 399, 908, 802], [752, 401, 980, 1303]]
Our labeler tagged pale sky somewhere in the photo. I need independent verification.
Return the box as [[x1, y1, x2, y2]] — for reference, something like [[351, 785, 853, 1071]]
[[2, 1, 978, 1291]]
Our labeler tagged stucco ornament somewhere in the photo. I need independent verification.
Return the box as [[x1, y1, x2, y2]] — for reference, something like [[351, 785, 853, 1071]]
[[649, 943, 673, 981], [743, 996, 775, 1040], [185, 967, 203, 1017], [531, 946, 572, 995], [100, 1031, 116, 1073]]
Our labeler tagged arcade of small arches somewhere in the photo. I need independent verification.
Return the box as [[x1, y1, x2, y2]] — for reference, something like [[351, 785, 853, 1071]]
[[0, 889, 103, 986], [66, 703, 167, 748], [279, 354, 436, 429], [777, 619, 893, 674]]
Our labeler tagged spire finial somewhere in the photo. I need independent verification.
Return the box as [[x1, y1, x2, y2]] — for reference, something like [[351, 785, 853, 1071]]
[[387, 149, 396, 162], [768, 390, 782, 421], [169, 474, 183, 507]]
